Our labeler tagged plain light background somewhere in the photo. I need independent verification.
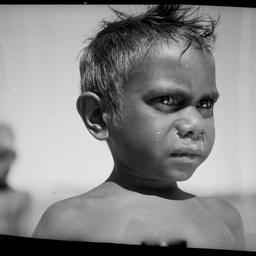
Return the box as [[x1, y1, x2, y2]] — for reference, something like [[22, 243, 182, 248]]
[[0, 5, 256, 241]]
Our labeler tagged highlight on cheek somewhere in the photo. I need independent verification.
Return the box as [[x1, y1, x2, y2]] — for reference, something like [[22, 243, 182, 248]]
[[156, 131, 161, 142]]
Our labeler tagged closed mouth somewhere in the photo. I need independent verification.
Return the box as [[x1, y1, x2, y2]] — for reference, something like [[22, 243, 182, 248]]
[[170, 148, 204, 159], [170, 153, 200, 159]]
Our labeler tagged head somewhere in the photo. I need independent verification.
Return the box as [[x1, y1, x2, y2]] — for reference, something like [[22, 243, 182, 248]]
[[77, 5, 220, 183], [0, 122, 16, 181]]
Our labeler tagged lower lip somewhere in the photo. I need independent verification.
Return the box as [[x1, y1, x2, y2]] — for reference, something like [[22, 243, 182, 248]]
[[170, 154, 200, 163]]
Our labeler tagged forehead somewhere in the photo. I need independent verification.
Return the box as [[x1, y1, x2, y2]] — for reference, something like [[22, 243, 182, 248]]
[[127, 43, 217, 98]]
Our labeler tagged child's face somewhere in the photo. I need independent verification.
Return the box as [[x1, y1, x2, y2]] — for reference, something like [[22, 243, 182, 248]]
[[108, 42, 219, 183]]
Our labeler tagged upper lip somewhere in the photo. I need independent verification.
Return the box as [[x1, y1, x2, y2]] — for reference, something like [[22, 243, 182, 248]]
[[170, 148, 204, 156]]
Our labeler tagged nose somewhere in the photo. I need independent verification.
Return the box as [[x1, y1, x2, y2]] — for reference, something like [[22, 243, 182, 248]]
[[175, 106, 205, 138]]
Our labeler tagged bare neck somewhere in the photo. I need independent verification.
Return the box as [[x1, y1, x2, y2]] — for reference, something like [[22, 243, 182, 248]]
[[106, 158, 194, 201]]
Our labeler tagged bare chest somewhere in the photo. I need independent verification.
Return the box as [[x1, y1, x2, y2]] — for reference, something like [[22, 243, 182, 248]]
[[87, 198, 238, 250], [118, 210, 236, 249]]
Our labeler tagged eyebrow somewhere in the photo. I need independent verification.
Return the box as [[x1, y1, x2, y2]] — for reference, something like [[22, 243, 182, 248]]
[[143, 86, 220, 102], [143, 87, 191, 99]]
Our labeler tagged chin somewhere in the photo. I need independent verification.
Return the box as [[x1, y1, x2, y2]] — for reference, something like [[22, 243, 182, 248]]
[[164, 167, 197, 182]]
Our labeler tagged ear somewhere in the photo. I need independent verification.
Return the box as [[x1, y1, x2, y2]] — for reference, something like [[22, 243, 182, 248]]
[[76, 92, 109, 140]]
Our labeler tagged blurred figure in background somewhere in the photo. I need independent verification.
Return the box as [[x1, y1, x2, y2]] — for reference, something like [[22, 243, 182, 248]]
[[0, 122, 31, 237]]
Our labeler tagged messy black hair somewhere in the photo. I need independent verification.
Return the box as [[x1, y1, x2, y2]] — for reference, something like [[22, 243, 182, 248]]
[[78, 5, 219, 125]]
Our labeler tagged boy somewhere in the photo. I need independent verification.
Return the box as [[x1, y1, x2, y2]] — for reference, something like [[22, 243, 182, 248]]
[[32, 5, 246, 249], [0, 122, 31, 236]]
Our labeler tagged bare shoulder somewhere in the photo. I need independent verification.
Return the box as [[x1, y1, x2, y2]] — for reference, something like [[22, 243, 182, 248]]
[[32, 183, 121, 241], [198, 196, 246, 249], [32, 195, 97, 241], [199, 197, 242, 225]]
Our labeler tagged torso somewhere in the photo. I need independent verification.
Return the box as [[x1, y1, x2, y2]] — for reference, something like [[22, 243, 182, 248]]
[[63, 184, 242, 250]]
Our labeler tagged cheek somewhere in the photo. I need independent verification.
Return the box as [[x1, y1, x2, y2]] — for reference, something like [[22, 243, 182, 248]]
[[121, 121, 159, 154], [204, 119, 216, 156], [117, 111, 165, 157]]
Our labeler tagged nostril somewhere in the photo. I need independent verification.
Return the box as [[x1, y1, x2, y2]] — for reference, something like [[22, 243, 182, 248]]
[[177, 130, 193, 139], [177, 130, 204, 142]]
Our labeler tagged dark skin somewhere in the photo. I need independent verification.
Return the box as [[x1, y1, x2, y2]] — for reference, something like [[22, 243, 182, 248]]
[[33, 42, 246, 249], [106, 42, 218, 194]]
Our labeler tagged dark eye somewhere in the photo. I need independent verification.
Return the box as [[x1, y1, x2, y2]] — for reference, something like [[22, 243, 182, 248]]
[[152, 95, 180, 113], [156, 96, 174, 105], [198, 98, 214, 109]]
